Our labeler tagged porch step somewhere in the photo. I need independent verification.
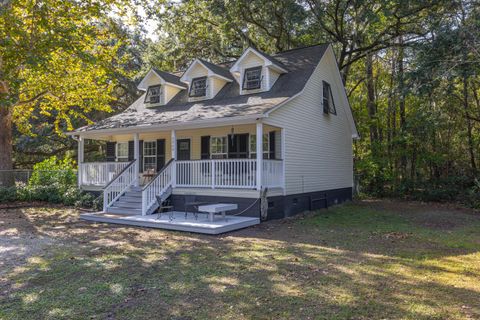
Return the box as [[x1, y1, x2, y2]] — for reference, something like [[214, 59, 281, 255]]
[[120, 196, 143, 203], [114, 200, 143, 209], [123, 191, 142, 198]]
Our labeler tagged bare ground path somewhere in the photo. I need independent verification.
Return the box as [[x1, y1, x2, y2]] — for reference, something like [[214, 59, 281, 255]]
[[0, 200, 479, 319]]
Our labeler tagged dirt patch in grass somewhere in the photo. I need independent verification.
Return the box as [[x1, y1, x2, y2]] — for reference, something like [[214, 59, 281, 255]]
[[0, 200, 480, 319]]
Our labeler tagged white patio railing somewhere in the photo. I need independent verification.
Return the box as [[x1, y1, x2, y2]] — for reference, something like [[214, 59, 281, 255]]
[[141, 159, 174, 215], [176, 159, 283, 189], [79, 162, 129, 186], [262, 160, 283, 188], [103, 160, 137, 211]]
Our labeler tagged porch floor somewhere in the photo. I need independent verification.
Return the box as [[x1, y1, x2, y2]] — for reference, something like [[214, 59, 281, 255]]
[[80, 211, 260, 235]]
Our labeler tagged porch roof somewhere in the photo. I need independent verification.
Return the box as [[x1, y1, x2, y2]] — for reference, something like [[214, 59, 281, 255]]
[[73, 44, 329, 134]]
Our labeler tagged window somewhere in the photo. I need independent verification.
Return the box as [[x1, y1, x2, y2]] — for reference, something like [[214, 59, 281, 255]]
[[242, 67, 262, 90], [189, 77, 207, 97], [144, 85, 161, 104], [143, 141, 157, 171], [249, 134, 269, 159], [210, 136, 227, 159], [116, 142, 128, 162], [322, 81, 337, 115]]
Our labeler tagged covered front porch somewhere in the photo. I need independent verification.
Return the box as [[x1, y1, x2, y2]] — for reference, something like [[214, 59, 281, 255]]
[[74, 121, 284, 220], [76, 122, 284, 192]]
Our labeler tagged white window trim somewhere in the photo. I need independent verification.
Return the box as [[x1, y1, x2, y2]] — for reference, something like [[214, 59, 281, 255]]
[[143, 140, 157, 172], [116, 142, 128, 162], [249, 133, 270, 159]]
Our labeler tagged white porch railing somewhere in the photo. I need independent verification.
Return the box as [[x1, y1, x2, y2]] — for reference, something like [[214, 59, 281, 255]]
[[141, 160, 174, 215], [262, 160, 283, 188], [176, 159, 283, 189], [79, 162, 129, 186], [103, 160, 137, 211]]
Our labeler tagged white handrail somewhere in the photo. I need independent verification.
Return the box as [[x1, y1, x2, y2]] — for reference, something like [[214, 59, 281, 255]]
[[79, 162, 129, 186], [103, 160, 137, 211], [141, 160, 174, 215], [175, 159, 283, 189]]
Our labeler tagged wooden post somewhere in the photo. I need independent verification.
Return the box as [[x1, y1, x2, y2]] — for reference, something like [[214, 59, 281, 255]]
[[256, 122, 263, 191], [134, 133, 139, 186]]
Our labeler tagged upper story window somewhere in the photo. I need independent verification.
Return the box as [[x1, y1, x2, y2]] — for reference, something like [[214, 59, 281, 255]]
[[144, 85, 161, 104], [189, 76, 207, 97], [322, 81, 337, 115], [243, 67, 262, 90]]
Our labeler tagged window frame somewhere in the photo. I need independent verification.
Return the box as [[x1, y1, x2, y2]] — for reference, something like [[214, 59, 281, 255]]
[[322, 80, 337, 115], [144, 85, 162, 104], [116, 142, 129, 162], [210, 136, 228, 159], [242, 66, 263, 90], [143, 140, 157, 172], [249, 134, 270, 159], [189, 76, 208, 97]]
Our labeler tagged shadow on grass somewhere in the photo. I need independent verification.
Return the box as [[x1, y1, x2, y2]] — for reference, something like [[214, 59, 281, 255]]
[[0, 201, 479, 319]]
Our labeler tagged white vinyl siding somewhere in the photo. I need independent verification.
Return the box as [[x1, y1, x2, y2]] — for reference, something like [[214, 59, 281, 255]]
[[264, 46, 353, 195]]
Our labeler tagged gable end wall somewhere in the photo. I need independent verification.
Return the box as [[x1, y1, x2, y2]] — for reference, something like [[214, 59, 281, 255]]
[[264, 47, 353, 196]]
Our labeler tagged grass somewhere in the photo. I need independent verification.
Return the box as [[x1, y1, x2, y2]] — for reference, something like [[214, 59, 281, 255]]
[[0, 200, 479, 319]]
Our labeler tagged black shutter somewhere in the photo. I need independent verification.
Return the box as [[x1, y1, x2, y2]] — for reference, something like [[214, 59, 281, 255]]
[[238, 134, 248, 158], [128, 141, 134, 161], [139, 140, 144, 172], [156, 139, 165, 170], [269, 131, 275, 159], [106, 142, 116, 161], [201, 136, 210, 159], [322, 81, 330, 114]]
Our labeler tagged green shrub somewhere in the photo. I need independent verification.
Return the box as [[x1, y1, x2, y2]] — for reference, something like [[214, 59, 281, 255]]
[[28, 155, 77, 187], [0, 186, 17, 203]]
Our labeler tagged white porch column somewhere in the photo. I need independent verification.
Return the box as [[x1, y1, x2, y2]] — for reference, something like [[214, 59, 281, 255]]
[[77, 136, 84, 187], [134, 133, 140, 186], [171, 129, 177, 187], [256, 122, 263, 191]]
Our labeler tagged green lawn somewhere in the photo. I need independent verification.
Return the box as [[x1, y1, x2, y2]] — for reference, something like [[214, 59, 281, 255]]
[[1, 200, 479, 319]]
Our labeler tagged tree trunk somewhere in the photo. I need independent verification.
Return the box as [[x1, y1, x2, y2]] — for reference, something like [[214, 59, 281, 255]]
[[0, 106, 14, 186], [397, 37, 407, 178], [366, 52, 378, 146]]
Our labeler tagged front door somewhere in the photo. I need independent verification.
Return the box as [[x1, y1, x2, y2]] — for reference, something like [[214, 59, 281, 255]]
[[177, 139, 191, 160]]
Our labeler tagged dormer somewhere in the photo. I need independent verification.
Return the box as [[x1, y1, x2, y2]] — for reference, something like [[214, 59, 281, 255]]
[[137, 69, 186, 107], [230, 47, 288, 95], [180, 59, 233, 101]]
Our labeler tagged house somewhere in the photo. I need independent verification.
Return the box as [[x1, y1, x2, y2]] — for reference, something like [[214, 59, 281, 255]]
[[68, 43, 358, 233]]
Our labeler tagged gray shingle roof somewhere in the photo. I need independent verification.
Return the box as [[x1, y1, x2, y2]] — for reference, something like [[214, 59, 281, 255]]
[[152, 69, 187, 88], [75, 44, 329, 133], [197, 59, 235, 81]]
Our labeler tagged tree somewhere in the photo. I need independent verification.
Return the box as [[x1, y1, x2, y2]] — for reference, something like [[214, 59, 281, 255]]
[[0, 0, 132, 184]]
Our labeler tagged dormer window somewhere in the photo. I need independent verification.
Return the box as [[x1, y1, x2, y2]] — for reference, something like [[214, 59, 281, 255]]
[[243, 67, 262, 90], [144, 85, 161, 104], [189, 77, 207, 97], [322, 81, 337, 115]]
